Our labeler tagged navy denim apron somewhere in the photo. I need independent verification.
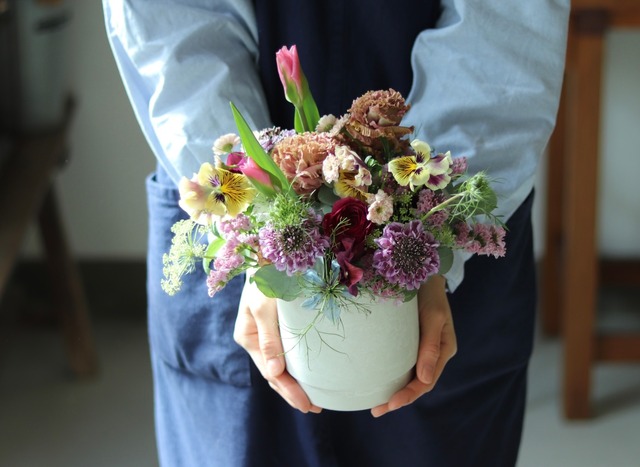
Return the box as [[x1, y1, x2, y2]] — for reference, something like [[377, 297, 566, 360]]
[[146, 1, 536, 465]]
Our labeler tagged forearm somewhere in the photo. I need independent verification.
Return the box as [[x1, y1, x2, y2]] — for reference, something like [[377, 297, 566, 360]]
[[103, 0, 271, 184], [406, 0, 570, 289]]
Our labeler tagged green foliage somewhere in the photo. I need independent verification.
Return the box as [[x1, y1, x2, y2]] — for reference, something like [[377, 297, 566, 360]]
[[252, 265, 302, 301]]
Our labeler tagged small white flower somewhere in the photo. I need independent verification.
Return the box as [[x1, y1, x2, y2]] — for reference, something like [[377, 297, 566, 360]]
[[316, 114, 337, 132], [367, 190, 394, 224], [212, 133, 241, 156], [322, 154, 340, 183]]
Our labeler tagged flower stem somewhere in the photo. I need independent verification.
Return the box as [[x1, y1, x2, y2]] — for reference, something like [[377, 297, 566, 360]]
[[421, 193, 464, 221]]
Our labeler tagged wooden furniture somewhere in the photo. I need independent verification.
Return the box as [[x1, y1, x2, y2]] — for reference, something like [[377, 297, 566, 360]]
[[0, 100, 98, 377], [540, 0, 640, 419]]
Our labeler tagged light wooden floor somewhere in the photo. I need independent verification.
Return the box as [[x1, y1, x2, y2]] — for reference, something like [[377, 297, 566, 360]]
[[0, 263, 638, 467]]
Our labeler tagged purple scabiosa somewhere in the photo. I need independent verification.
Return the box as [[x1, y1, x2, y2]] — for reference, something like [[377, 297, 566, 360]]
[[259, 220, 329, 275], [258, 193, 329, 275], [373, 220, 440, 290]]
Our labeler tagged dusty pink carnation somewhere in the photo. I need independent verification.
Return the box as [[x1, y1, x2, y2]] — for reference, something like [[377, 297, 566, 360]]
[[271, 133, 336, 195]]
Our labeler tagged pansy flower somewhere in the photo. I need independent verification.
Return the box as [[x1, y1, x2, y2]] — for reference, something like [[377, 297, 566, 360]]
[[388, 139, 452, 191]]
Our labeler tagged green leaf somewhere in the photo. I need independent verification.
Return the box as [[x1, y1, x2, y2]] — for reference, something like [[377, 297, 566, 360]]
[[202, 236, 225, 274], [301, 94, 320, 131], [437, 247, 454, 275], [230, 102, 291, 196], [252, 264, 302, 301], [317, 184, 340, 213]]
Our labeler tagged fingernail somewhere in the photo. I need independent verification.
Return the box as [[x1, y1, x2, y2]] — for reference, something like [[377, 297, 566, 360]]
[[420, 364, 434, 385], [267, 358, 281, 376]]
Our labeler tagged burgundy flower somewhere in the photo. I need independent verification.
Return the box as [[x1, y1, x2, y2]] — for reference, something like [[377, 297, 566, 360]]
[[322, 197, 374, 294], [322, 197, 373, 257]]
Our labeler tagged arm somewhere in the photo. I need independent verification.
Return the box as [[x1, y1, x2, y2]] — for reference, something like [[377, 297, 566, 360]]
[[103, 0, 272, 184], [373, 0, 570, 416], [407, 0, 570, 291]]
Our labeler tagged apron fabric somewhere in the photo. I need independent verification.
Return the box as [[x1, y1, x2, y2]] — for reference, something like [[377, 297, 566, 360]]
[[146, 1, 536, 465]]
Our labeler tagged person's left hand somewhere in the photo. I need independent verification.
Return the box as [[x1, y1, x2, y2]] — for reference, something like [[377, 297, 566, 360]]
[[370, 274, 457, 417]]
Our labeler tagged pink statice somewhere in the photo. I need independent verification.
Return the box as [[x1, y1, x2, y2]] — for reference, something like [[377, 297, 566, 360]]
[[206, 269, 229, 297], [416, 189, 449, 227], [206, 236, 248, 297], [451, 156, 468, 176], [218, 214, 252, 237], [373, 220, 440, 290], [454, 222, 506, 258], [367, 190, 394, 224], [259, 219, 329, 275]]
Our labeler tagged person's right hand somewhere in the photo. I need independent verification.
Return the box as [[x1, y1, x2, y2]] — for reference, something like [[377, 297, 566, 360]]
[[234, 277, 322, 414]]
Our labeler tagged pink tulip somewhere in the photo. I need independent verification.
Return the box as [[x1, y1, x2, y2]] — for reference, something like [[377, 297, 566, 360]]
[[276, 45, 305, 107], [238, 156, 272, 189]]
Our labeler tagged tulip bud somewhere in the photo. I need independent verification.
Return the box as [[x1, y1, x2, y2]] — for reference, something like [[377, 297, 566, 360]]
[[275, 45, 320, 133], [276, 45, 305, 108]]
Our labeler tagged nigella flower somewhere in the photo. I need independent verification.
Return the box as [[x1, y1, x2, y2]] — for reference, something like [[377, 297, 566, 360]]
[[259, 218, 329, 276], [373, 220, 440, 290]]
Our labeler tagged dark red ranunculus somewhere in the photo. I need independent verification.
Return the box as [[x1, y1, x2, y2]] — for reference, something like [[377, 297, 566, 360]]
[[322, 197, 373, 257]]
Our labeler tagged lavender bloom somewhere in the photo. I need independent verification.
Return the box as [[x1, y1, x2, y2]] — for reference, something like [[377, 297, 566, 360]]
[[259, 219, 329, 276], [373, 220, 440, 290]]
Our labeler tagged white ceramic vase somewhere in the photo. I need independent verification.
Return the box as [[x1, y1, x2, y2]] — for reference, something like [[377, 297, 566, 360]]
[[276, 294, 419, 411]]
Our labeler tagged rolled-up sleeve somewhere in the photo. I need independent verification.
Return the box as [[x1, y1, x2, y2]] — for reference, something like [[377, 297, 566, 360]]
[[407, 0, 570, 290], [103, 0, 271, 184]]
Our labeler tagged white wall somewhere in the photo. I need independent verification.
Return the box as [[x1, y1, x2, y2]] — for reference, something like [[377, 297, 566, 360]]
[[20, 4, 640, 261]]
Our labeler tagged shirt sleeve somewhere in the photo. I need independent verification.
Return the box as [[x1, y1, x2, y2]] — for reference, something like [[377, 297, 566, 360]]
[[405, 0, 570, 290], [102, 0, 271, 184]]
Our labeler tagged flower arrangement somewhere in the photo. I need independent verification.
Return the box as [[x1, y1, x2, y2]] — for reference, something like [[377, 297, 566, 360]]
[[162, 45, 505, 323]]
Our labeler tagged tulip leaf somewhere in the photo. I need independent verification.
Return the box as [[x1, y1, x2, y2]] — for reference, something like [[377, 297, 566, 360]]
[[230, 103, 291, 197]]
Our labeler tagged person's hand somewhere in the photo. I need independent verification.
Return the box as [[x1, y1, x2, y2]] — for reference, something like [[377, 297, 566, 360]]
[[371, 274, 457, 417], [234, 277, 322, 414]]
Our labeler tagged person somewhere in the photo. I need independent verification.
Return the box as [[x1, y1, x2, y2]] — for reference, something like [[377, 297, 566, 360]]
[[103, 1, 570, 465]]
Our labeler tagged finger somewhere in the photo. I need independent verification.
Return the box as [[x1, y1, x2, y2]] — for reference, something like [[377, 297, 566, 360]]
[[417, 320, 443, 386], [371, 378, 428, 417], [268, 374, 323, 414], [251, 297, 286, 378]]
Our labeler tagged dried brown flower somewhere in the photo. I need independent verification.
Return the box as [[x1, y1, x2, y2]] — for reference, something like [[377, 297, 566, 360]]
[[339, 89, 413, 162]]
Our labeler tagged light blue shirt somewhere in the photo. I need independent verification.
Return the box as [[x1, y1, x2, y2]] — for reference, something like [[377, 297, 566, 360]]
[[103, 0, 570, 290]]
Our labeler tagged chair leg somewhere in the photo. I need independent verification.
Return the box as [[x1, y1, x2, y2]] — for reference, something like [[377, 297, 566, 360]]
[[37, 187, 99, 377]]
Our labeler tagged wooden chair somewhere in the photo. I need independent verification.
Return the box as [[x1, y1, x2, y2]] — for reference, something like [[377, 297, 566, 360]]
[[540, 0, 640, 419]]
